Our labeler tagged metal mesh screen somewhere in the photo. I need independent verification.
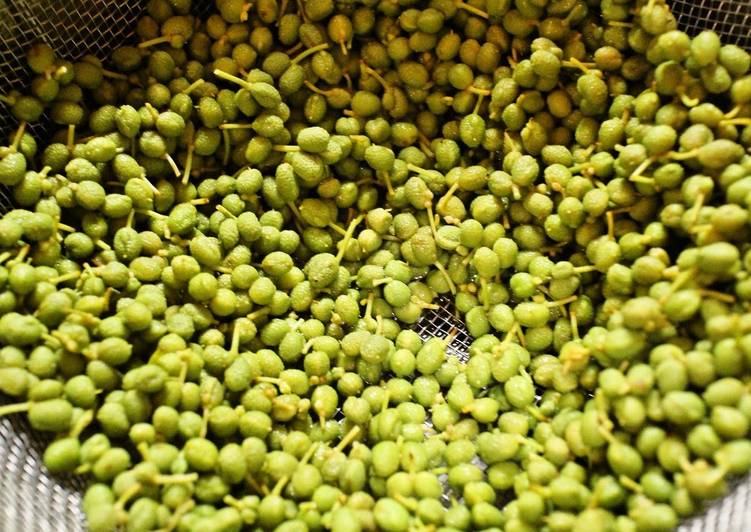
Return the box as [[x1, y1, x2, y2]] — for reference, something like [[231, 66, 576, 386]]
[[1, 0, 751, 530], [0, 0, 149, 136], [0, 0, 152, 214], [413, 296, 473, 362], [680, 481, 751, 532], [0, 414, 86, 531], [670, 0, 751, 47]]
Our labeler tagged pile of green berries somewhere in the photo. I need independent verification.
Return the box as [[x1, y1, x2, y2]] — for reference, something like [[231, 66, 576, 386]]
[[2, 0, 751, 530]]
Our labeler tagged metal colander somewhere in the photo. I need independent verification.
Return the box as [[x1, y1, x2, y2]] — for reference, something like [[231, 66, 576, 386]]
[[2, 0, 751, 530]]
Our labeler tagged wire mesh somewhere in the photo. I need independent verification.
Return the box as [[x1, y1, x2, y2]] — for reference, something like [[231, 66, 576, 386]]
[[412, 296, 473, 362], [679, 480, 751, 532], [0, 0, 150, 214], [0, 412, 86, 531], [0, 0, 148, 137], [669, 0, 751, 47], [1, 0, 751, 530]]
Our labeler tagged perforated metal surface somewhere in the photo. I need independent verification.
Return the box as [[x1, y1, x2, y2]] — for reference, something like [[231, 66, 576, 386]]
[[1, 0, 751, 530]]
